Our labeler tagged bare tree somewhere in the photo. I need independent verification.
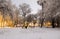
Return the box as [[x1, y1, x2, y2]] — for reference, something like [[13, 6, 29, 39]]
[[26, 14, 35, 26], [19, 3, 31, 28], [12, 5, 24, 27], [37, 10, 44, 27]]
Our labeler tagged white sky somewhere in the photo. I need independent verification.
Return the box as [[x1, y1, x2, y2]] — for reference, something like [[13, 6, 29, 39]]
[[12, 0, 42, 14]]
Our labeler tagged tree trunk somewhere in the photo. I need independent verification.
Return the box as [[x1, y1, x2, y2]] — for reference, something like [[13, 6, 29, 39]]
[[41, 18, 44, 27], [41, 21, 43, 27], [51, 18, 55, 28]]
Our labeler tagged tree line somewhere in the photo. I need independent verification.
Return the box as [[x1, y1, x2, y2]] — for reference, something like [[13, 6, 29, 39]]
[[0, 0, 60, 28]]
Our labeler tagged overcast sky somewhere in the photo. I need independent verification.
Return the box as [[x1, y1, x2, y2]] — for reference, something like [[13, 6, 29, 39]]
[[12, 0, 42, 14]]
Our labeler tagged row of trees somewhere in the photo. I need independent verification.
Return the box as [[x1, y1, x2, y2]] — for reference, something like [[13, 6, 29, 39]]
[[0, 0, 14, 27], [1, 0, 60, 28], [0, 0, 39, 28], [37, 0, 60, 28]]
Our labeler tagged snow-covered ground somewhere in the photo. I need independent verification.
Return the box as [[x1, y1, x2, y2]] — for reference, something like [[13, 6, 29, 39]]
[[0, 27, 60, 39]]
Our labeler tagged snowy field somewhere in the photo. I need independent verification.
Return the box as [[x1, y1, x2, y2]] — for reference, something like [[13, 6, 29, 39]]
[[0, 27, 60, 39]]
